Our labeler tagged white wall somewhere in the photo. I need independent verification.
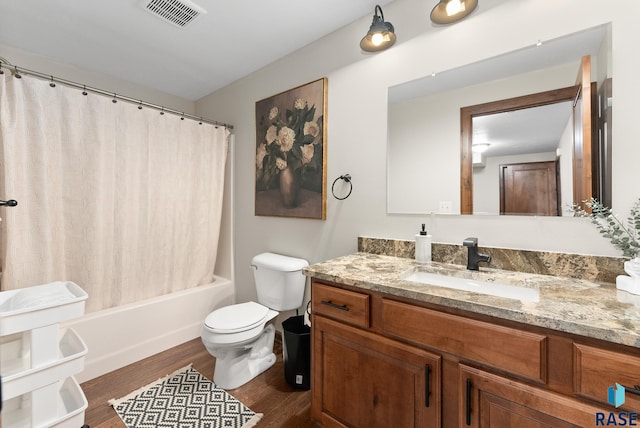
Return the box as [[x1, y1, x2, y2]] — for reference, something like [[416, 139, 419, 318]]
[[0, 43, 195, 114], [558, 119, 575, 216], [196, 0, 640, 312]]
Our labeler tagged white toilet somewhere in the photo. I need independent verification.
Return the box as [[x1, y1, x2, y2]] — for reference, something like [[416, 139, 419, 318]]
[[201, 252, 308, 389]]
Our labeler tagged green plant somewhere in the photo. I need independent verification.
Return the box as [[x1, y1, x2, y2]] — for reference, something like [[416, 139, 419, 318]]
[[573, 197, 640, 258]]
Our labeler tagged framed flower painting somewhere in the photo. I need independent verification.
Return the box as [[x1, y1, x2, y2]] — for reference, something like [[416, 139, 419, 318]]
[[255, 78, 327, 220]]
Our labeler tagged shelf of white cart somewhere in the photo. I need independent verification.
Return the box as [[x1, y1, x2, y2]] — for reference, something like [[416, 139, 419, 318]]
[[0, 281, 88, 335], [1, 327, 88, 400], [1, 376, 88, 428], [0, 281, 89, 427]]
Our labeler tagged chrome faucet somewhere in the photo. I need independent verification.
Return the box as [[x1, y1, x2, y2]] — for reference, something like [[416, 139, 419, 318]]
[[463, 237, 491, 271]]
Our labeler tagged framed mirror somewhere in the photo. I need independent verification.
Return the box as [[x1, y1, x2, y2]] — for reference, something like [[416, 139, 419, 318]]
[[387, 24, 611, 216]]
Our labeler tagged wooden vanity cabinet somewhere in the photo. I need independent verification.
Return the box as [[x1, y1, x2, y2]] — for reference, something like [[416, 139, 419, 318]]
[[313, 316, 441, 427], [459, 364, 605, 427], [574, 343, 640, 410], [311, 281, 441, 427], [313, 282, 370, 329], [311, 279, 635, 428]]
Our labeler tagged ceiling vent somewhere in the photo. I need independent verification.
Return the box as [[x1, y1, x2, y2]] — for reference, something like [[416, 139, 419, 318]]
[[141, 0, 207, 28]]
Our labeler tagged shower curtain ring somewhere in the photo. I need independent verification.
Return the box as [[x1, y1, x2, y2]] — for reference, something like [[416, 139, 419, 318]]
[[49, 76, 56, 88], [112, 93, 117, 103], [13, 66, 21, 79], [181, 113, 185, 121], [82, 85, 88, 96], [160, 107, 165, 115], [138, 101, 143, 110]]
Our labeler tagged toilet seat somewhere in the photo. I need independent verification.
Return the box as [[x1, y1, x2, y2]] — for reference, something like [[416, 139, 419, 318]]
[[204, 301, 270, 334]]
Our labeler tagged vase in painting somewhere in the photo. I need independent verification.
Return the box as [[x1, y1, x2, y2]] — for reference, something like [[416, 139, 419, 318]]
[[279, 166, 299, 208]]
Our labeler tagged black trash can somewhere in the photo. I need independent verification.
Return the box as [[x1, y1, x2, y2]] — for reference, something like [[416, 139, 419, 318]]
[[282, 315, 311, 390]]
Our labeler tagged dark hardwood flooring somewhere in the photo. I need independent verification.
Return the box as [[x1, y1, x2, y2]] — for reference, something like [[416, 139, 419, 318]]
[[81, 335, 314, 427]]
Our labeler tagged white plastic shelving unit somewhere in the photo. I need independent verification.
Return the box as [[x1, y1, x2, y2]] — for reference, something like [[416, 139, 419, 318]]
[[1, 281, 89, 428]]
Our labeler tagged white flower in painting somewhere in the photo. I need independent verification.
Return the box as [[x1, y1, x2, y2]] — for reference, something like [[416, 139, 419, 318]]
[[268, 106, 279, 120], [275, 157, 288, 171], [256, 143, 267, 169], [277, 126, 295, 152], [301, 144, 314, 165], [303, 121, 319, 138], [294, 98, 307, 110], [265, 125, 277, 144]]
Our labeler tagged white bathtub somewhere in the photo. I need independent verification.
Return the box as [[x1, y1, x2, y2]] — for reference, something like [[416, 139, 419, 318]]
[[63, 276, 235, 383]]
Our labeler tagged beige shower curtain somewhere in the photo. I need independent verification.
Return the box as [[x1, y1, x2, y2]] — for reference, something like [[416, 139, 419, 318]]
[[0, 72, 229, 312]]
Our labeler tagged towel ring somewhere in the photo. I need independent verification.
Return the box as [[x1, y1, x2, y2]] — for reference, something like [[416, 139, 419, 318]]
[[331, 174, 352, 200]]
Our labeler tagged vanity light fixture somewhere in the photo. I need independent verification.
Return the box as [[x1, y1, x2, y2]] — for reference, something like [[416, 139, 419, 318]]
[[472, 142, 490, 153], [360, 5, 396, 52], [430, 0, 478, 25]]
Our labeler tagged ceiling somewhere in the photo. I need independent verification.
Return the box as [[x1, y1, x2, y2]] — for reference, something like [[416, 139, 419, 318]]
[[0, 0, 393, 100], [473, 101, 574, 158]]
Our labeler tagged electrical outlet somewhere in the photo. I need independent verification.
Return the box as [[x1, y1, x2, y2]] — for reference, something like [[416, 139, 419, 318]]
[[439, 201, 452, 214]]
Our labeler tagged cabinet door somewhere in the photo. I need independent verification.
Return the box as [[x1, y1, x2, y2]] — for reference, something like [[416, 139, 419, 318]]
[[574, 343, 640, 411], [312, 315, 441, 428], [460, 364, 606, 428]]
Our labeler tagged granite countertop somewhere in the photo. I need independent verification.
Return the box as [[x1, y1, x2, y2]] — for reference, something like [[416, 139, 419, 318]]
[[303, 252, 640, 349]]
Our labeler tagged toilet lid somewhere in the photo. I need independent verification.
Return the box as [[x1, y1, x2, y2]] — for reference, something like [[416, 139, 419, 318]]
[[204, 301, 270, 333]]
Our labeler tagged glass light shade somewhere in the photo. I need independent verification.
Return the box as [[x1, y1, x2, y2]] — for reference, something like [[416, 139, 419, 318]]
[[430, 0, 478, 24], [446, 0, 465, 16], [360, 29, 396, 52]]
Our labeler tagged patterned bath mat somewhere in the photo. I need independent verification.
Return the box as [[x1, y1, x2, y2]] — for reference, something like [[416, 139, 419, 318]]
[[109, 364, 262, 428]]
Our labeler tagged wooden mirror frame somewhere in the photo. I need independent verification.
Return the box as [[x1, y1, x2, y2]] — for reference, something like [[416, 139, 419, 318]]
[[459, 85, 579, 215]]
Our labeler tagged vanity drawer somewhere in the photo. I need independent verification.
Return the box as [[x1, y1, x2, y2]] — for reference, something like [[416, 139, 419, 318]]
[[312, 282, 370, 328], [382, 299, 547, 383], [574, 343, 640, 410]]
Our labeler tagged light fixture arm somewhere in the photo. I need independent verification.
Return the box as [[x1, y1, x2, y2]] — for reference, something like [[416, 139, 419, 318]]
[[374, 5, 384, 22]]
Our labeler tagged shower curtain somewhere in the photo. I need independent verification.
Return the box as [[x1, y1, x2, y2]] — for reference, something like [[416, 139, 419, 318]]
[[0, 72, 229, 312]]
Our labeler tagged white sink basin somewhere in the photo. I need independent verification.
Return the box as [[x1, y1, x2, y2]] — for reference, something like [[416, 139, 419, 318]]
[[403, 270, 540, 302]]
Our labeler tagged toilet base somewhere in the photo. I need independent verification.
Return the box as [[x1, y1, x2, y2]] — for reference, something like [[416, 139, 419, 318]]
[[212, 323, 277, 390]]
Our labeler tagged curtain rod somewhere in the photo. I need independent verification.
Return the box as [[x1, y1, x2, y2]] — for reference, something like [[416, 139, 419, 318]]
[[0, 59, 233, 130]]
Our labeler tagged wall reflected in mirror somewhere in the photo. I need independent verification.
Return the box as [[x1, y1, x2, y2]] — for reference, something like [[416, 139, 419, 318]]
[[387, 23, 611, 216]]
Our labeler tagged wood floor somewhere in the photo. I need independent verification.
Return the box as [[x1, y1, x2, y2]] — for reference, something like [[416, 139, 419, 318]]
[[81, 335, 314, 427]]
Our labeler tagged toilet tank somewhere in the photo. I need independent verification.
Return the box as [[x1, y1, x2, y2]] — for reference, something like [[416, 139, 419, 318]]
[[251, 253, 309, 311]]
